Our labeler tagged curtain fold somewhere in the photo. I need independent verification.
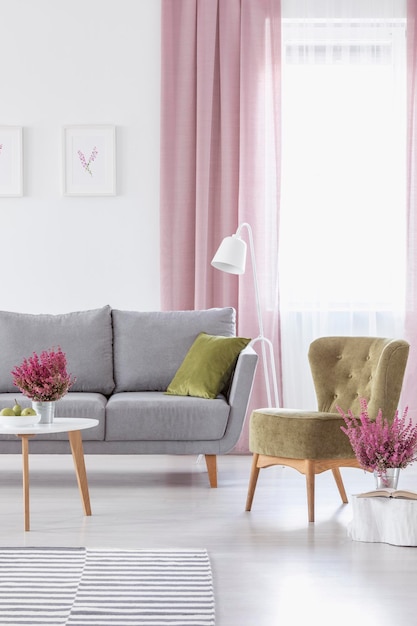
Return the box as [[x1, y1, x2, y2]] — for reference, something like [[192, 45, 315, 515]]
[[160, 0, 282, 450], [404, 0, 417, 422]]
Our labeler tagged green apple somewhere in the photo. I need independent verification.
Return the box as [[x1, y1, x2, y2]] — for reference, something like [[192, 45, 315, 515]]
[[0, 407, 16, 416], [13, 399, 22, 416], [21, 407, 37, 416]]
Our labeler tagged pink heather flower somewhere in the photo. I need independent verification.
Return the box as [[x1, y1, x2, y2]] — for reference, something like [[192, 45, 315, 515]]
[[11, 347, 76, 402], [77, 150, 87, 169], [338, 398, 417, 476]]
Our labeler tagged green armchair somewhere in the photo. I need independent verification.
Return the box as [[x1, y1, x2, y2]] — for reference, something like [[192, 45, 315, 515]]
[[245, 336, 410, 522]]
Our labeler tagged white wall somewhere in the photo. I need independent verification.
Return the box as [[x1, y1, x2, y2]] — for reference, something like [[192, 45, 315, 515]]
[[0, 0, 161, 314]]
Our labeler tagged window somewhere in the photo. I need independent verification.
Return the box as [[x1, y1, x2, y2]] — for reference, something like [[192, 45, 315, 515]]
[[279, 15, 406, 312]]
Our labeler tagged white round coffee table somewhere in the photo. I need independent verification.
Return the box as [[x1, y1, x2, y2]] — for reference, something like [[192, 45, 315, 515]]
[[0, 417, 99, 531]]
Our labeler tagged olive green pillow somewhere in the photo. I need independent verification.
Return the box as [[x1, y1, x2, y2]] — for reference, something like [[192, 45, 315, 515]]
[[165, 332, 251, 399]]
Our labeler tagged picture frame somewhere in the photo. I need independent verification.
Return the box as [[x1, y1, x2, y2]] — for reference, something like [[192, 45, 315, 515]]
[[62, 125, 116, 196], [0, 126, 23, 197]]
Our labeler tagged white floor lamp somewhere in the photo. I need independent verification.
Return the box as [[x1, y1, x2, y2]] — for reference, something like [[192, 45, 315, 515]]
[[211, 222, 280, 408]]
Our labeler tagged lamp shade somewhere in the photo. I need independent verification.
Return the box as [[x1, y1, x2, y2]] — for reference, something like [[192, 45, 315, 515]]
[[211, 234, 247, 275]]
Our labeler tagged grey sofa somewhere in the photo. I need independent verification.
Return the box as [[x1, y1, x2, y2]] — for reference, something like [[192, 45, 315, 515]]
[[0, 305, 258, 486]]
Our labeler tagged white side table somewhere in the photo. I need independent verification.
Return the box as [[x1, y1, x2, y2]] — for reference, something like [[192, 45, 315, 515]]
[[348, 495, 417, 546], [0, 417, 98, 531]]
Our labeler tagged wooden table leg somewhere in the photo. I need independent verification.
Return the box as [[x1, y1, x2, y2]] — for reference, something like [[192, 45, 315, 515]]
[[68, 430, 92, 516], [19, 435, 32, 532]]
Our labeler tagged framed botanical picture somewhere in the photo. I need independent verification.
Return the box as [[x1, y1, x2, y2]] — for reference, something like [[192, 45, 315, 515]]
[[62, 125, 116, 196], [0, 126, 23, 197]]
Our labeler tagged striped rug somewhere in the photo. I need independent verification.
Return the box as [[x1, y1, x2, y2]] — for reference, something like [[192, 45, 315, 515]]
[[0, 548, 215, 625]]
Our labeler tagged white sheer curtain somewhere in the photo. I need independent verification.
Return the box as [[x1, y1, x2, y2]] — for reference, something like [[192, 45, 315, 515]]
[[278, 0, 407, 408]]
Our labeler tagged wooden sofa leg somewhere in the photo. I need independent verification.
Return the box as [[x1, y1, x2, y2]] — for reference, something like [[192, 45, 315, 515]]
[[205, 455, 217, 488], [245, 453, 260, 511]]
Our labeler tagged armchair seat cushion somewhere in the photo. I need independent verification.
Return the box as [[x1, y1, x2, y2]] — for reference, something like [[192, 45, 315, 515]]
[[249, 408, 356, 460]]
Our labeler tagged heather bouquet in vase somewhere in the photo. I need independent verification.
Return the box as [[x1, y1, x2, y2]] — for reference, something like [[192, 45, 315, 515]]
[[11, 347, 75, 423], [338, 398, 417, 488]]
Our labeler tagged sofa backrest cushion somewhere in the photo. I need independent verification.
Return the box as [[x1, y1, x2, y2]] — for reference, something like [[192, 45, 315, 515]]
[[112, 307, 236, 392], [0, 306, 114, 395]]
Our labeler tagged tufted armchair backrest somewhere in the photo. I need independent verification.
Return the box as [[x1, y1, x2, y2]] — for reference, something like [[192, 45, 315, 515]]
[[308, 337, 409, 421]]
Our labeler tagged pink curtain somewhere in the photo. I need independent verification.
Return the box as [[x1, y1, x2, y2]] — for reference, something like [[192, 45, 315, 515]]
[[160, 0, 282, 450], [405, 0, 417, 423]]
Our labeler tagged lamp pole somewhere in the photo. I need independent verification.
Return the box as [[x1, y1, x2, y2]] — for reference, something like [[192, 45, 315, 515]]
[[212, 222, 280, 408]]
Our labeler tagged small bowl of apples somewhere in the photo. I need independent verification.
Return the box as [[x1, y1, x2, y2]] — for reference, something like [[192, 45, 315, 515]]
[[0, 401, 40, 427]]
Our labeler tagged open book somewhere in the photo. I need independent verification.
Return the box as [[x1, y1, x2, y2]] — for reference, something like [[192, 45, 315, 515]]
[[357, 488, 417, 500]]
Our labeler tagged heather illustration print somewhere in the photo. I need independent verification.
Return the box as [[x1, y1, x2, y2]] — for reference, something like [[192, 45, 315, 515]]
[[62, 125, 115, 196], [77, 146, 98, 176], [0, 126, 22, 196]]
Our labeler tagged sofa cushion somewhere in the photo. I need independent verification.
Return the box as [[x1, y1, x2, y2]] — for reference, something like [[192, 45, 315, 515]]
[[0, 306, 114, 395], [112, 307, 236, 392], [105, 392, 230, 441], [0, 392, 106, 441], [165, 332, 251, 399]]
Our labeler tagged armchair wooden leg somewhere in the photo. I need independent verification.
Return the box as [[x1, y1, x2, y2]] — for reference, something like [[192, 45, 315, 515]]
[[306, 460, 315, 523], [332, 467, 348, 504], [245, 453, 260, 511], [205, 454, 217, 488]]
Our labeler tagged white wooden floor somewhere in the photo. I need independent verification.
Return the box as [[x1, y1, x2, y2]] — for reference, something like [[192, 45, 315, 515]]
[[0, 453, 416, 626]]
